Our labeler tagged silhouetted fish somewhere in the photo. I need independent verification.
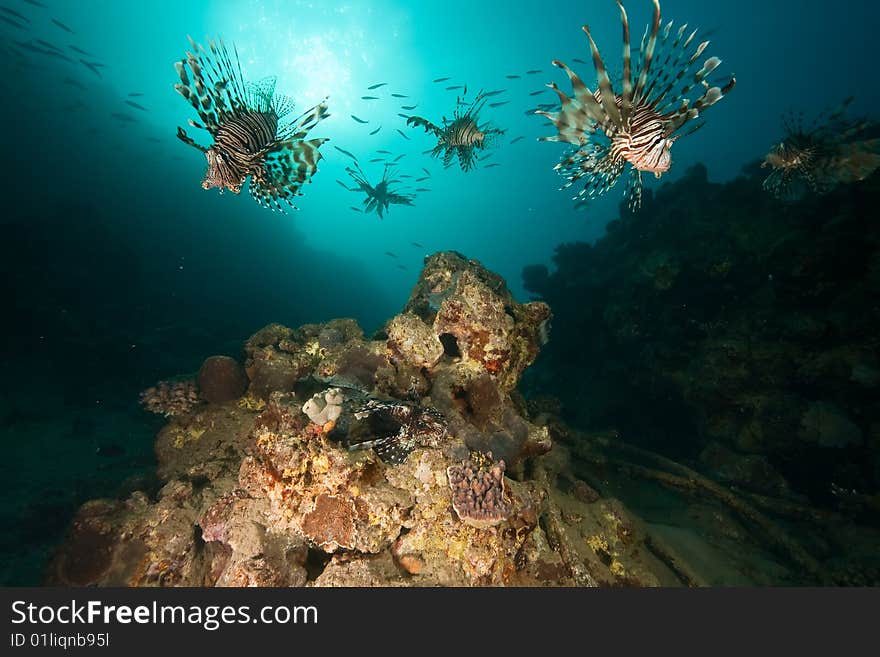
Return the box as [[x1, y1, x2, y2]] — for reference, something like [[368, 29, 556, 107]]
[[146, 137, 162, 143], [349, 206, 362, 212], [369, 158, 384, 162], [489, 101, 510, 108], [572, 58, 587, 65], [415, 188, 431, 192], [505, 74, 521, 79], [484, 163, 501, 168], [397, 113, 410, 119], [62, 76, 86, 90], [411, 242, 423, 248], [401, 104, 417, 110], [421, 167, 430, 176], [336, 179, 350, 188], [510, 136, 524, 144], [396, 264, 407, 270], [111, 112, 136, 122], [361, 95, 379, 100], [391, 93, 407, 98], [69, 44, 91, 55], [385, 251, 397, 258], [396, 129, 409, 139], [367, 82, 387, 90], [0, 16, 25, 28], [376, 149, 392, 154], [369, 125, 381, 135], [1, 7, 29, 22], [128, 92, 143, 97], [399, 174, 412, 178], [393, 154, 405, 162], [480, 89, 505, 98], [334, 145, 358, 161], [351, 115, 369, 123], [526, 69, 542, 74], [124, 100, 147, 111], [79, 59, 104, 77], [35, 39, 60, 51], [445, 85, 462, 90], [529, 89, 547, 96], [51, 18, 74, 33], [433, 77, 451, 83], [415, 176, 430, 182]]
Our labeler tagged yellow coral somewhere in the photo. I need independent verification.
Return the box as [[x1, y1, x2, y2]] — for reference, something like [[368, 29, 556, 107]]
[[237, 395, 266, 411]]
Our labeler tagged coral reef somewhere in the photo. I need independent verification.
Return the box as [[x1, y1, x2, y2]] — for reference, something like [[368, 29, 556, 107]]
[[139, 380, 200, 418], [49, 253, 692, 587], [522, 163, 880, 519]]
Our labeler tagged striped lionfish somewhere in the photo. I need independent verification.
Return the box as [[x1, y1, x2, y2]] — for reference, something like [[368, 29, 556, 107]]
[[174, 36, 330, 211], [406, 91, 505, 172], [347, 398, 447, 464], [762, 97, 879, 201], [342, 163, 415, 219], [538, 0, 736, 210]]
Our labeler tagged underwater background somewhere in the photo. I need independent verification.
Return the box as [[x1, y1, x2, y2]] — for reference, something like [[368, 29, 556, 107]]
[[1, 0, 879, 586]]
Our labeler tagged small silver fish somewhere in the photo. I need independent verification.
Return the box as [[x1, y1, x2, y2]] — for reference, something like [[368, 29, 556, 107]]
[[52, 18, 75, 33], [361, 95, 379, 100], [505, 74, 520, 79], [396, 129, 409, 140], [369, 125, 381, 135], [510, 136, 524, 144], [391, 93, 407, 98], [401, 104, 417, 110], [367, 82, 387, 90], [433, 76, 451, 82], [489, 101, 510, 108], [351, 115, 369, 123], [334, 145, 358, 160], [124, 100, 147, 111]]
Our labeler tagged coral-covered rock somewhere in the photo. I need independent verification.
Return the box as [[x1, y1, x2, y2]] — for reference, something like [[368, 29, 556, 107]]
[[197, 355, 248, 404], [386, 312, 444, 368], [140, 379, 200, 417]]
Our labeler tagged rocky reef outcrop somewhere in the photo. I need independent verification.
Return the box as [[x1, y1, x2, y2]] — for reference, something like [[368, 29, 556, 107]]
[[48, 252, 682, 587], [522, 164, 880, 521]]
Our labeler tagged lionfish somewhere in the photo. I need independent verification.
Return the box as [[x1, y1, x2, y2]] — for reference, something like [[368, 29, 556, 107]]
[[173, 36, 329, 211], [342, 163, 415, 219], [762, 97, 879, 201], [347, 398, 447, 464], [538, 0, 736, 210], [406, 91, 505, 171]]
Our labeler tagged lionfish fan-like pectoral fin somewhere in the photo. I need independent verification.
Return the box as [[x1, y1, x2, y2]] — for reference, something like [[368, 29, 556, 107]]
[[176, 126, 208, 153], [624, 167, 644, 212], [457, 145, 478, 172], [762, 168, 808, 202], [558, 145, 625, 201], [252, 137, 329, 211], [246, 76, 278, 113]]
